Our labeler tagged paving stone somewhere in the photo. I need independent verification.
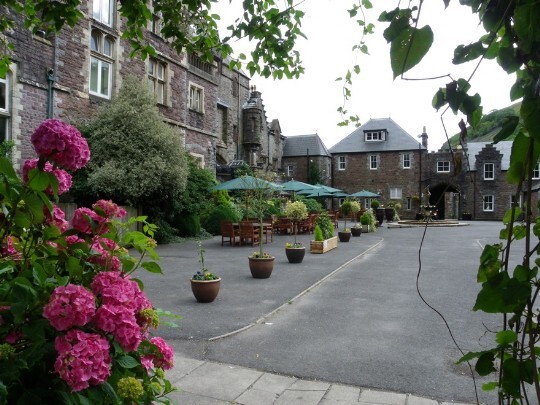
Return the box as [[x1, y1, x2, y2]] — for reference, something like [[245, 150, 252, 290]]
[[166, 356, 205, 383], [324, 384, 361, 401], [177, 361, 262, 401], [441, 402, 475, 405], [167, 389, 230, 404], [407, 395, 438, 405], [359, 390, 407, 405], [275, 389, 327, 405], [235, 387, 279, 405], [289, 379, 331, 391], [252, 372, 297, 394], [320, 399, 362, 405]]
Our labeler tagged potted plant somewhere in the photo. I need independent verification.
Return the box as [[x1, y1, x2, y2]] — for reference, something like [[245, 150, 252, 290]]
[[190, 241, 221, 303], [360, 209, 377, 233], [349, 200, 362, 236], [310, 212, 338, 253], [371, 199, 385, 226], [243, 175, 278, 278], [282, 200, 308, 263], [338, 200, 353, 242]]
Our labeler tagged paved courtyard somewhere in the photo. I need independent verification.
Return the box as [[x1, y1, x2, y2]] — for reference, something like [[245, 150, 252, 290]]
[[137, 221, 515, 404]]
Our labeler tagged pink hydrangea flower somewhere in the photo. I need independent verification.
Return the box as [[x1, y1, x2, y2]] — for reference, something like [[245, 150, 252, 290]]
[[31, 119, 90, 171], [44, 205, 69, 233], [91, 271, 151, 313], [143, 337, 174, 370], [54, 329, 111, 391], [72, 207, 108, 234], [92, 200, 127, 219], [22, 159, 72, 195], [89, 237, 121, 271], [43, 284, 96, 331], [5, 330, 23, 344], [94, 304, 142, 351], [65, 235, 85, 245], [0, 236, 18, 258]]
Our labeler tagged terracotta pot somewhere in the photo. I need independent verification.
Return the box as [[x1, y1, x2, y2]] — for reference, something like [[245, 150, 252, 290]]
[[285, 247, 306, 263], [190, 278, 221, 303], [248, 256, 275, 278], [351, 227, 362, 237], [338, 231, 352, 242]]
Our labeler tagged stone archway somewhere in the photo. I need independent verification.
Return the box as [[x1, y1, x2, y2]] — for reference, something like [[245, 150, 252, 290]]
[[429, 183, 460, 220]]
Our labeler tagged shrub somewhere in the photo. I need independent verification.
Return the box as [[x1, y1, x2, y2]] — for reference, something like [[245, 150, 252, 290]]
[[314, 212, 334, 239], [371, 199, 380, 209], [298, 197, 322, 213], [314, 225, 324, 241], [360, 209, 378, 232], [202, 204, 242, 235], [175, 213, 201, 237]]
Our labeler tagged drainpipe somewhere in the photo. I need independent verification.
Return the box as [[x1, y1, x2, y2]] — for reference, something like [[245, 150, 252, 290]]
[[46, 68, 55, 118]]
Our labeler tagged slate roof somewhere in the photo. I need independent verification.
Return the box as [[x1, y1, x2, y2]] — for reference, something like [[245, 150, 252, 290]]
[[329, 118, 426, 153], [465, 141, 513, 171], [283, 134, 332, 157]]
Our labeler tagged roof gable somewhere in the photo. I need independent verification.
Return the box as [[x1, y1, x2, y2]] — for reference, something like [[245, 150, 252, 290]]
[[466, 141, 512, 171], [283, 134, 331, 157], [329, 118, 425, 153]]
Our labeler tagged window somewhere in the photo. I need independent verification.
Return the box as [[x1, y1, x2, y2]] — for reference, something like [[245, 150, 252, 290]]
[[232, 77, 239, 97], [287, 165, 294, 177], [0, 74, 9, 142], [483, 195, 494, 212], [188, 53, 214, 75], [365, 130, 386, 141], [406, 197, 412, 210], [484, 163, 494, 180], [151, 13, 162, 35], [189, 83, 204, 113], [533, 162, 540, 179], [511, 194, 522, 209], [338, 156, 346, 171], [93, 0, 113, 26], [148, 58, 166, 104], [390, 188, 402, 199], [437, 161, 450, 172], [90, 29, 114, 99], [370, 155, 378, 170], [402, 153, 411, 169]]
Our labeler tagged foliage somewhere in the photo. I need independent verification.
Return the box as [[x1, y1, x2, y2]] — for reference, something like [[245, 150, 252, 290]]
[[307, 163, 321, 185], [282, 200, 308, 245], [84, 76, 188, 207], [0, 140, 15, 160], [370, 199, 380, 209], [174, 213, 201, 237], [314, 212, 334, 240], [297, 197, 323, 213], [0, 119, 176, 403], [360, 209, 377, 232], [251, 251, 272, 259], [152, 217, 180, 244], [313, 225, 324, 242], [285, 242, 303, 248], [201, 204, 242, 236], [192, 241, 218, 280], [174, 157, 216, 215], [0, 0, 306, 80], [340, 199, 360, 231]]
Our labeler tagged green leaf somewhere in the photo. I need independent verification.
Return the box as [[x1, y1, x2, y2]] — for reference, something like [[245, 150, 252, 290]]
[[453, 41, 484, 64], [432, 88, 446, 110], [24, 193, 45, 223], [474, 272, 531, 313], [27, 169, 50, 192], [476, 352, 496, 376], [493, 116, 520, 143], [477, 244, 502, 283], [0, 157, 18, 180], [501, 358, 521, 397], [521, 96, 540, 142], [142, 261, 162, 274], [116, 355, 139, 369], [482, 381, 498, 391], [390, 25, 433, 79], [506, 132, 529, 183], [495, 330, 518, 345]]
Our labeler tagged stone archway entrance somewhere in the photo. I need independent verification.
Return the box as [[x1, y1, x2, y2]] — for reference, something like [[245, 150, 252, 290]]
[[429, 183, 460, 220]]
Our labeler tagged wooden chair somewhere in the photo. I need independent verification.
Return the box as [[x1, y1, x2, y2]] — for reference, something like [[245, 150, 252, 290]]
[[276, 217, 293, 235], [220, 220, 239, 246], [239, 221, 260, 246], [262, 219, 274, 243]]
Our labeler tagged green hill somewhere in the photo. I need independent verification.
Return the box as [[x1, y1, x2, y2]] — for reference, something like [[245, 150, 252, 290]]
[[443, 102, 521, 149]]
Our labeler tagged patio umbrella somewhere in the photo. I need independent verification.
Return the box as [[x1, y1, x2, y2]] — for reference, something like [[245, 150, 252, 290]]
[[304, 190, 335, 198], [211, 176, 283, 191], [349, 189, 380, 198], [314, 184, 342, 193], [280, 180, 319, 193], [331, 192, 350, 198]]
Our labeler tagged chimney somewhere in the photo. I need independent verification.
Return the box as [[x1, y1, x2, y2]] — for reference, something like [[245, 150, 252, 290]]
[[420, 126, 428, 149]]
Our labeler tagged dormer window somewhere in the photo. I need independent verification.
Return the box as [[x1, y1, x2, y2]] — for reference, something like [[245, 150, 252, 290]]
[[365, 130, 386, 142]]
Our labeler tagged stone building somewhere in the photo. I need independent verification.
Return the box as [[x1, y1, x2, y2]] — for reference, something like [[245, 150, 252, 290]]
[[281, 134, 332, 184], [1, 1, 281, 176]]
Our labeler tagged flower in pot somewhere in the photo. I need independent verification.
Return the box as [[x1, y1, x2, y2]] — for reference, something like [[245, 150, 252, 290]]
[[282, 200, 308, 263], [360, 209, 377, 233], [348, 200, 362, 236], [191, 241, 220, 303]]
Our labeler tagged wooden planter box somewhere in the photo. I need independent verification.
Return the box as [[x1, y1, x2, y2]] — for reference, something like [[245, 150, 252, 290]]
[[310, 236, 338, 254]]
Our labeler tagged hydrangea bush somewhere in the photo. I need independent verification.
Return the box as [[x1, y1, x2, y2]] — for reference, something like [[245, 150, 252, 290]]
[[0, 119, 176, 403]]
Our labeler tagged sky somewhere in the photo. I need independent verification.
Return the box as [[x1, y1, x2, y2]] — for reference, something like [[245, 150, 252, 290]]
[[213, 0, 517, 152]]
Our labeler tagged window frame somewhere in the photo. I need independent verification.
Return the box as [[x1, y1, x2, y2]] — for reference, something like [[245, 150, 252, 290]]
[[188, 83, 204, 113], [287, 165, 294, 177], [148, 58, 167, 105], [365, 130, 386, 142], [483, 163, 495, 180], [0, 73, 9, 142], [483, 195, 494, 212], [337, 156, 346, 171], [369, 154, 378, 170], [406, 197, 412, 210], [389, 187, 402, 199], [532, 162, 540, 179], [92, 0, 114, 27], [89, 29, 114, 99], [437, 161, 450, 173], [402, 153, 411, 169]]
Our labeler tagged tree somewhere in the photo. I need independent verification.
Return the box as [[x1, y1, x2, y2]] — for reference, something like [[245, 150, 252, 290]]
[[85, 75, 188, 206]]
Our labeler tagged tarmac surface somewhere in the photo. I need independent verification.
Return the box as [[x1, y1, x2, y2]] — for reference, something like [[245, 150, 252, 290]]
[[137, 221, 515, 404]]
